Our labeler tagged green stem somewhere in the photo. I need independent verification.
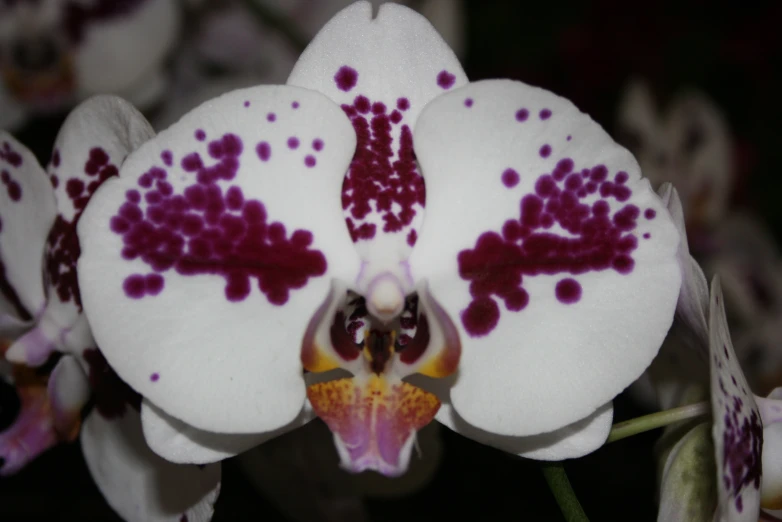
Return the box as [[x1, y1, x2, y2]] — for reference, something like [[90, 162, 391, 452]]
[[241, 0, 309, 53], [607, 401, 710, 443], [541, 462, 590, 522]]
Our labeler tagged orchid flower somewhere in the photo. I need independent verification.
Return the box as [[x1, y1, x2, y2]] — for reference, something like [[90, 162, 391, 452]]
[[76, 1, 680, 477], [657, 275, 782, 522], [0, 102, 220, 521], [0, 0, 181, 130], [615, 80, 733, 232]]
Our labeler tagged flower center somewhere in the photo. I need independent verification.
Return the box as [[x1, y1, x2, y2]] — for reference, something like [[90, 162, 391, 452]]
[[365, 273, 405, 322]]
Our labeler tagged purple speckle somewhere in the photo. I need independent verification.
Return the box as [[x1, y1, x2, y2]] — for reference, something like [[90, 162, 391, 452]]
[[312, 139, 324, 152], [244, 101, 250, 108], [567, 135, 572, 141], [161, 150, 173, 167], [540, 109, 552, 120], [195, 129, 206, 141], [515, 109, 529, 122], [292, 101, 300, 109], [256, 142, 271, 162], [287, 137, 300, 150], [555, 278, 582, 304], [305, 155, 316, 168], [150, 373, 160, 382], [501, 168, 520, 188], [334, 66, 358, 92], [464, 98, 474, 108], [396, 98, 410, 111], [643, 233, 651, 239], [52, 149, 61, 167], [540, 145, 552, 158], [267, 112, 276, 123], [437, 70, 456, 89], [644, 208, 656, 220]]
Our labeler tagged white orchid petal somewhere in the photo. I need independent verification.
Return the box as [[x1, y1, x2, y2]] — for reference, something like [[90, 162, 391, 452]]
[[75, 0, 181, 110], [287, 1, 467, 287], [140, 398, 314, 465], [0, 132, 55, 338], [709, 277, 762, 522], [409, 79, 680, 436], [78, 85, 361, 433], [81, 408, 220, 522]]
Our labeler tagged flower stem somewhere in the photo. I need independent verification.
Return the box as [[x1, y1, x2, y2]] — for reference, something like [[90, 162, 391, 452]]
[[607, 401, 710, 443], [541, 462, 590, 522], [241, 0, 309, 53]]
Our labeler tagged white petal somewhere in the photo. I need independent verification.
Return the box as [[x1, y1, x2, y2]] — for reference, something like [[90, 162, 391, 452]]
[[412, 374, 611, 460], [9, 96, 155, 367], [658, 182, 709, 351], [81, 409, 220, 522], [77, 85, 361, 433], [287, 1, 467, 290], [409, 79, 681, 436], [141, 398, 313, 465], [75, 0, 181, 110], [709, 277, 762, 522], [47, 354, 90, 435], [0, 132, 55, 338]]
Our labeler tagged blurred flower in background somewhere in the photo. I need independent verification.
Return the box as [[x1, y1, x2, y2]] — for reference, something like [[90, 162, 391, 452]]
[[0, 0, 181, 130]]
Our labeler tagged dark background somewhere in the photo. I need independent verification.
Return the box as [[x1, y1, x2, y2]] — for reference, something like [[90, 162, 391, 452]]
[[3, 1, 781, 520]]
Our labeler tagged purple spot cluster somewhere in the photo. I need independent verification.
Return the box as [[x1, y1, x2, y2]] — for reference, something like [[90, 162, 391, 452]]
[[714, 344, 763, 513], [110, 132, 327, 305], [1, 170, 21, 201], [458, 158, 648, 337], [47, 147, 119, 308], [0, 140, 22, 168], [335, 66, 425, 244]]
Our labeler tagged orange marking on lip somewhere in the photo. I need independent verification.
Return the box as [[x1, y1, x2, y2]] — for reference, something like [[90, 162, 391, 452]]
[[307, 375, 439, 476]]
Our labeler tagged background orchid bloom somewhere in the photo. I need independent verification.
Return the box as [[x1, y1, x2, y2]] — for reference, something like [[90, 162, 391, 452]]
[[615, 79, 733, 232], [0, 0, 181, 130], [77, 1, 680, 479], [657, 276, 782, 522], [0, 98, 220, 521]]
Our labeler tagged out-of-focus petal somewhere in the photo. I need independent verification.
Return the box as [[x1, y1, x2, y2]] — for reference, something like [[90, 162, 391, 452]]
[[47, 354, 89, 437], [0, 132, 56, 339], [81, 408, 221, 522], [409, 79, 680, 437]]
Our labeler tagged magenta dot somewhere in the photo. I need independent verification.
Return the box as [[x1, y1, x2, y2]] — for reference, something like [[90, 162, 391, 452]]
[[334, 65, 358, 92], [161, 150, 173, 166], [195, 129, 206, 141], [644, 208, 656, 220], [292, 101, 300, 109], [540, 109, 552, 120], [396, 98, 410, 111], [567, 135, 572, 141], [501, 168, 520, 188], [555, 278, 582, 304], [287, 137, 300, 149], [267, 112, 276, 122], [145, 274, 164, 295], [256, 141, 271, 161], [464, 98, 473, 108], [123, 274, 145, 299], [150, 373, 160, 382], [437, 70, 456, 89], [305, 155, 316, 168], [312, 139, 324, 152], [643, 233, 651, 239], [244, 101, 250, 107], [515, 108, 529, 122], [615, 171, 629, 184], [461, 297, 500, 337], [539, 145, 552, 158]]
